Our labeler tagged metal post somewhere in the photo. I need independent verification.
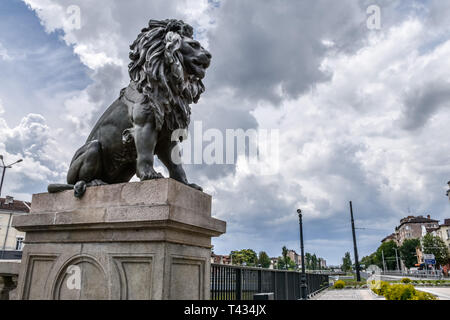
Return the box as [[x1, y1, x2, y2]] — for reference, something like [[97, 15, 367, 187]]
[[284, 271, 288, 300], [0, 166, 6, 197], [235, 268, 242, 300], [394, 248, 400, 272], [257, 269, 262, 293], [298, 209, 307, 300], [349, 202, 361, 282]]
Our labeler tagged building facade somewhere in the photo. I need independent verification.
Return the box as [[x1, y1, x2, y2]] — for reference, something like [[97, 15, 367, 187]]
[[211, 253, 232, 265], [0, 196, 30, 260], [287, 249, 302, 267], [394, 215, 439, 245], [437, 219, 450, 252]]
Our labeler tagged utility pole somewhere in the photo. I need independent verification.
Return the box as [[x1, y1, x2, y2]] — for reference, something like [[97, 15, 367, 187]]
[[349, 201, 361, 282], [297, 209, 307, 300], [382, 250, 386, 272], [394, 248, 400, 272], [0, 165, 6, 198]]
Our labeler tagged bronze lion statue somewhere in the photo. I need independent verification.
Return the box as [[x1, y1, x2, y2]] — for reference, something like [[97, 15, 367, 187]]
[[48, 19, 211, 197]]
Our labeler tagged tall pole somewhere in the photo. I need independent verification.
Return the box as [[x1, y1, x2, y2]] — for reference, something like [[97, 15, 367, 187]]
[[394, 248, 400, 272], [382, 250, 386, 272], [298, 209, 307, 300], [0, 166, 6, 197], [349, 201, 361, 282]]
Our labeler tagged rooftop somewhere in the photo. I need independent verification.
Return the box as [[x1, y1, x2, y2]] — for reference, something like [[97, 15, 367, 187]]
[[396, 215, 439, 229], [381, 233, 396, 243], [0, 197, 30, 213]]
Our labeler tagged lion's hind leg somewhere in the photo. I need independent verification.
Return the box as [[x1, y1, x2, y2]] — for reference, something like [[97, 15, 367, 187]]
[[67, 140, 104, 197]]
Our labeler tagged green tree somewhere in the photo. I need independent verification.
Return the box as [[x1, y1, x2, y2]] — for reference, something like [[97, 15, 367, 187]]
[[282, 246, 288, 262], [399, 239, 421, 268], [230, 249, 258, 266], [277, 247, 296, 270], [305, 253, 312, 270], [257, 251, 271, 268], [311, 254, 318, 270], [376, 241, 399, 271], [342, 252, 352, 272], [277, 256, 296, 270], [360, 252, 379, 269], [422, 234, 450, 267]]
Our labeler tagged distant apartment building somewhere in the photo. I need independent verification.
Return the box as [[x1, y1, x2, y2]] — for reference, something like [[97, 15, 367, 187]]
[[381, 215, 450, 268], [437, 219, 450, 251], [391, 215, 440, 246], [211, 253, 232, 265], [269, 257, 279, 269], [396, 215, 439, 245], [287, 249, 302, 267], [319, 258, 327, 269], [0, 196, 30, 260]]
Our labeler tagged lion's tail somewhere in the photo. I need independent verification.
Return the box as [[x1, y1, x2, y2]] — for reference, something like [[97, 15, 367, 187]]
[[48, 184, 74, 194]]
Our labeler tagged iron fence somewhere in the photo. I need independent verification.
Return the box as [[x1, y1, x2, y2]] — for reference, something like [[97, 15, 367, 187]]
[[211, 264, 329, 300]]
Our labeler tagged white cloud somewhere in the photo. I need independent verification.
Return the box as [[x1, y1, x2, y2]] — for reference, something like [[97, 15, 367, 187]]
[[0, 42, 12, 61], [7, 0, 450, 264]]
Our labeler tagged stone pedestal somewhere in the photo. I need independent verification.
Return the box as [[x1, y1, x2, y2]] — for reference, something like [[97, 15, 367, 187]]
[[12, 179, 226, 300]]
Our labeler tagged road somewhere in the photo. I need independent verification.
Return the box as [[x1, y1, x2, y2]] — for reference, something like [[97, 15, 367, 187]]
[[415, 287, 450, 300]]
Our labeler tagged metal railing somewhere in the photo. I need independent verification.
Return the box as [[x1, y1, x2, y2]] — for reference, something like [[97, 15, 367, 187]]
[[210, 264, 329, 300]]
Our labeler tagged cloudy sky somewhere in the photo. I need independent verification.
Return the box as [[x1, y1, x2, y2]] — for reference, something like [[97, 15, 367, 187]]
[[0, 0, 449, 265]]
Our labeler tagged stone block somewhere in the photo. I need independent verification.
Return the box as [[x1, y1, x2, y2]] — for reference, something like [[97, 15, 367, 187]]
[[12, 179, 226, 300]]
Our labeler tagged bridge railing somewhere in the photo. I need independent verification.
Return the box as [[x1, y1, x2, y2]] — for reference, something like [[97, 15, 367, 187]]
[[210, 264, 330, 300]]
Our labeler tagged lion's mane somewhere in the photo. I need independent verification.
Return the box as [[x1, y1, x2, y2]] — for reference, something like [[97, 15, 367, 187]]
[[128, 19, 205, 131]]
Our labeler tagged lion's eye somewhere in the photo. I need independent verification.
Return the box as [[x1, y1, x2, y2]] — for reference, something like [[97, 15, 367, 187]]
[[190, 42, 200, 49]]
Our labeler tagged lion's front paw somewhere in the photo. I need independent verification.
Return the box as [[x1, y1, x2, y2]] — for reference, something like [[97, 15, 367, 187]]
[[140, 170, 164, 181], [188, 183, 203, 192], [74, 181, 87, 198]]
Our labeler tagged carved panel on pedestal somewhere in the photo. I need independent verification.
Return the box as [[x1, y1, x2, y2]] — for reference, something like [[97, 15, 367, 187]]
[[113, 256, 153, 300], [169, 257, 205, 300], [23, 255, 57, 300], [52, 255, 108, 300]]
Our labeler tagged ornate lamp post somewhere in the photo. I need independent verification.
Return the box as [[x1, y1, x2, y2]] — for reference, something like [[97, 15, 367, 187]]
[[298, 209, 307, 300], [0, 155, 23, 197]]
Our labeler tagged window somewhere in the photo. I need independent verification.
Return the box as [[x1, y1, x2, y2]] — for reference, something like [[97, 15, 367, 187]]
[[15, 237, 24, 251]]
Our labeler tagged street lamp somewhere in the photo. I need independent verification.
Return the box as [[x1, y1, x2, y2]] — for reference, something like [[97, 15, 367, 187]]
[[446, 181, 450, 201], [297, 209, 307, 300], [0, 155, 23, 197]]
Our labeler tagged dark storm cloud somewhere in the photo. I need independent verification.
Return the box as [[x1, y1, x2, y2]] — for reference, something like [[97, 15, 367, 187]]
[[401, 81, 450, 131], [206, 0, 367, 103]]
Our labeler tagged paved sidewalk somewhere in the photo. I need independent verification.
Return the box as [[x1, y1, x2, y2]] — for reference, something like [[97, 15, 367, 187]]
[[314, 289, 384, 300]]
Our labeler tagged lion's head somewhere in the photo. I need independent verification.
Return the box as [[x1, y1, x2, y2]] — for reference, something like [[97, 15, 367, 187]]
[[128, 19, 212, 130]]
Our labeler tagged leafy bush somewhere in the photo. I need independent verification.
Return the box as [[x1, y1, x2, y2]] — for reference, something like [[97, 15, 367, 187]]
[[375, 283, 438, 300], [334, 280, 345, 289], [371, 281, 390, 296], [401, 278, 411, 284], [411, 291, 437, 300], [385, 284, 416, 300]]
